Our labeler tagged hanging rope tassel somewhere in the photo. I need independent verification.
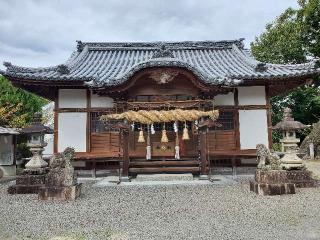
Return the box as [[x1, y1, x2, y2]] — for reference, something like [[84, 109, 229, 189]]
[[138, 127, 145, 143], [182, 122, 190, 140], [161, 123, 169, 143]]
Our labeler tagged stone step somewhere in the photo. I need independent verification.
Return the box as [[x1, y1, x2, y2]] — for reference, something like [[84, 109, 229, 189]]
[[134, 173, 194, 182], [129, 167, 200, 174], [129, 160, 199, 167]]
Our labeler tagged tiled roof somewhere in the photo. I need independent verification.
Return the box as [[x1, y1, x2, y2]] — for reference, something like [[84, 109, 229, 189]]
[[1, 39, 319, 87], [0, 127, 19, 135]]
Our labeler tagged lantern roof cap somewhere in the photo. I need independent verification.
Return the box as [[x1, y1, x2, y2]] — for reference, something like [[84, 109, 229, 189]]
[[20, 112, 54, 134], [273, 108, 309, 131]]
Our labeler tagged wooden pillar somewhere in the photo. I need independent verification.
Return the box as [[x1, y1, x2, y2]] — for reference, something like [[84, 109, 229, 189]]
[[265, 85, 273, 149], [91, 160, 96, 178], [231, 157, 237, 179], [13, 135, 17, 166], [53, 88, 59, 154], [199, 129, 209, 180], [121, 129, 130, 182], [86, 89, 91, 153], [234, 88, 240, 150]]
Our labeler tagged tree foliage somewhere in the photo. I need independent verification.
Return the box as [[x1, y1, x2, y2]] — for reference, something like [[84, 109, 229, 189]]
[[0, 75, 48, 128], [0, 103, 28, 128], [251, 0, 320, 143]]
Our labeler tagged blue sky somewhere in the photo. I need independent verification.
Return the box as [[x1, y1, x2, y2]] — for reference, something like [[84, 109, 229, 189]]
[[0, 0, 298, 68]]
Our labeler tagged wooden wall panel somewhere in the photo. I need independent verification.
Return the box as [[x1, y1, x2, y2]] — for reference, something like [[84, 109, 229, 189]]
[[90, 132, 120, 153], [207, 131, 237, 151]]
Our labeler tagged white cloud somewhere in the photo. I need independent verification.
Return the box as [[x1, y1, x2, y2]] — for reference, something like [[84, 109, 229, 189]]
[[0, 0, 298, 67]]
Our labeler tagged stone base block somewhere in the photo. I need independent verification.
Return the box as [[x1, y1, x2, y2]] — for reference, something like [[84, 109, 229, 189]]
[[250, 181, 296, 195], [8, 174, 46, 194], [8, 185, 43, 194], [285, 170, 317, 188], [255, 170, 317, 188], [16, 174, 46, 185], [38, 183, 82, 201], [199, 175, 209, 180], [120, 176, 130, 182]]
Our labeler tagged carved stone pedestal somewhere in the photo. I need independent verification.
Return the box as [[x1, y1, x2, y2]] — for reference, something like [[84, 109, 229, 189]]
[[250, 170, 295, 196], [250, 169, 317, 196], [38, 147, 82, 201], [284, 170, 317, 188], [250, 181, 296, 195], [38, 183, 82, 201], [8, 168, 48, 194]]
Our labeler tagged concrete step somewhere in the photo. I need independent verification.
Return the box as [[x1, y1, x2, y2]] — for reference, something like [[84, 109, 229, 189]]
[[134, 173, 194, 182]]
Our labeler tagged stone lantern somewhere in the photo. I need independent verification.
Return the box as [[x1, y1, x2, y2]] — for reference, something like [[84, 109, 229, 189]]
[[8, 112, 54, 194], [21, 112, 53, 170], [273, 107, 308, 170]]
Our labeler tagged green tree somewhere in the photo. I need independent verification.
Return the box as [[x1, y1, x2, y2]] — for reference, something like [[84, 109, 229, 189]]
[[0, 75, 48, 127], [251, 0, 320, 144]]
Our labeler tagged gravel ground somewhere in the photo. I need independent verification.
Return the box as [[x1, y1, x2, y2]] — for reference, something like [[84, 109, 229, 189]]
[[1, 178, 320, 240]]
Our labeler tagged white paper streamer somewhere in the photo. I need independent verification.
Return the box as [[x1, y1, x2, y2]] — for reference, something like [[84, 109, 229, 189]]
[[175, 146, 180, 160], [174, 121, 178, 133], [146, 146, 152, 160], [151, 124, 155, 135]]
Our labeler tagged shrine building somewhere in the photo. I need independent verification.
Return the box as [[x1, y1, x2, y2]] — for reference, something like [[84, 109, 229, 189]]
[[2, 39, 319, 179]]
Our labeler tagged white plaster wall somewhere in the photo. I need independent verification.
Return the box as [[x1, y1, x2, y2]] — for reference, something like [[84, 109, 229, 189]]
[[58, 112, 87, 152], [91, 93, 114, 108], [238, 86, 266, 105], [43, 134, 54, 157], [239, 110, 269, 149], [0, 136, 14, 165], [214, 92, 234, 106], [59, 89, 87, 108]]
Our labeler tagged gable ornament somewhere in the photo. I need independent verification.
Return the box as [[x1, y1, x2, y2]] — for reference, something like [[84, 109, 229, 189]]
[[149, 69, 179, 84]]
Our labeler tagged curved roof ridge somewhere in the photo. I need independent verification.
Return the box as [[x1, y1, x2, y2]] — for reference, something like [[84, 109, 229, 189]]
[[2, 45, 91, 76], [78, 39, 245, 51], [231, 44, 259, 68], [266, 59, 319, 70], [3, 61, 58, 74], [65, 45, 90, 69]]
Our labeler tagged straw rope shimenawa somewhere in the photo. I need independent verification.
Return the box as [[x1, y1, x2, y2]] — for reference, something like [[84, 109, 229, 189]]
[[101, 109, 219, 125]]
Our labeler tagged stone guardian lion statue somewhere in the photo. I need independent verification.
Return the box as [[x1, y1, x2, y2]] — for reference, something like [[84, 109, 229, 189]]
[[256, 144, 281, 170]]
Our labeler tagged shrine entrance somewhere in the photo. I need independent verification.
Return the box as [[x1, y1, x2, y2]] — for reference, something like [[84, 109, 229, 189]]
[[93, 67, 222, 177], [101, 106, 218, 177]]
